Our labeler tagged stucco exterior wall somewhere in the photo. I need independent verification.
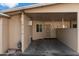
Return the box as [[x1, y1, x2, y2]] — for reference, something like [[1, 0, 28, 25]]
[[0, 17, 3, 54], [32, 20, 70, 40], [56, 28, 77, 52], [77, 12, 79, 53], [32, 20, 45, 40], [0, 17, 9, 54], [9, 14, 21, 49], [2, 17, 9, 53]]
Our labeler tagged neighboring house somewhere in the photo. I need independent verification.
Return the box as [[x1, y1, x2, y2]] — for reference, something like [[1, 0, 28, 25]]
[[0, 3, 78, 54]]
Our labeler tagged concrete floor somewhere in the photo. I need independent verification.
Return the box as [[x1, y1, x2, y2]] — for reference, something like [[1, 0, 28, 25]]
[[0, 38, 79, 56], [24, 38, 79, 56]]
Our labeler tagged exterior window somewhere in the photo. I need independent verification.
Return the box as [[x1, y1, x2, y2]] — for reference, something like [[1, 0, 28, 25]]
[[73, 24, 77, 28], [36, 24, 43, 32], [40, 24, 42, 32], [36, 24, 39, 32]]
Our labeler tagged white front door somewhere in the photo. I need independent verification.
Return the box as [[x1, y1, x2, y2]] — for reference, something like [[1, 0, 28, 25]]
[[44, 24, 51, 38]]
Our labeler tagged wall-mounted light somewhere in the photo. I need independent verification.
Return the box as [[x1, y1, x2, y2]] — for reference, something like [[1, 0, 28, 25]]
[[28, 21, 32, 26]]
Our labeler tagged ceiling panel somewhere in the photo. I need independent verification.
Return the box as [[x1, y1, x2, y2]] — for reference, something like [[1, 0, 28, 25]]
[[26, 12, 77, 21]]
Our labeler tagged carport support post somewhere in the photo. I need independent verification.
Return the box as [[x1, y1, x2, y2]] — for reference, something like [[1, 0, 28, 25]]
[[77, 12, 79, 53], [21, 12, 31, 53], [0, 17, 3, 54], [21, 12, 25, 53]]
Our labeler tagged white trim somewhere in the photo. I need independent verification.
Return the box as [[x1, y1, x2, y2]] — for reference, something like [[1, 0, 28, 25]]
[[0, 13, 10, 17], [21, 12, 25, 52], [0, 3, 56, 13]]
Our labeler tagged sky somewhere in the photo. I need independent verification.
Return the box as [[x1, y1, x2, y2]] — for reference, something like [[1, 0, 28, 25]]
[[0, 3, 34, 10]]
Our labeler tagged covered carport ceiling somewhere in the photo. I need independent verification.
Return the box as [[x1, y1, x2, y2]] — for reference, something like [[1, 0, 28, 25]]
[[26, 12, 77, 21]]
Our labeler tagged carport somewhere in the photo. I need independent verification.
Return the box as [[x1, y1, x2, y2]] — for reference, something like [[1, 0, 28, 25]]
[[0, 4, 78, 55], [22, 12, 77, 55], [21, 3, 78, 54]]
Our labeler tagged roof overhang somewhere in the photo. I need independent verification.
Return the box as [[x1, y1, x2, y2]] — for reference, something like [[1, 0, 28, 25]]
[[26, 12, 77, 21], [0, 3, 56, 13]]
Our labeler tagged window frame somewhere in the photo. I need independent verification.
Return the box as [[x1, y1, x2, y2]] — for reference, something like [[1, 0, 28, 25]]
[[36, 24, 43, 32]]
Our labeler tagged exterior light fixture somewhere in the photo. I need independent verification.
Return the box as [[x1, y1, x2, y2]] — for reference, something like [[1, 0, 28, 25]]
[[28, 21, 32, 26]]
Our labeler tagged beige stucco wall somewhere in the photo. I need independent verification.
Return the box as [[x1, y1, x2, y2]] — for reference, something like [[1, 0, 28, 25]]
[[32, 20, 70, 40], [77, 12, 79, 52], [9, 14, 21, 49], [0, 17, 9, 54], [2, 17, 9, 53], [56, 28, 77, 52], [32, 20, 45, 40], [0, 17, 3, 54], [0, 14, 32, 53]]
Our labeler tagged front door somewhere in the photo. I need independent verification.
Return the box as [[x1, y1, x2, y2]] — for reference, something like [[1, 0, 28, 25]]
[[44, 24, 51, 38]]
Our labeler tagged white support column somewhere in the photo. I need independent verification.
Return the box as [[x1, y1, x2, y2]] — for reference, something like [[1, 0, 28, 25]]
[[21, 12, 25, 52], [21, 12, 31, 53], [0, 17, 3, 54], [62, 18, 65, 28], [77, 12, 79, 53]]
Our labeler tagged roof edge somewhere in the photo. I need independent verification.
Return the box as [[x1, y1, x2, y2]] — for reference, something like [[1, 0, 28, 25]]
[[0, 3, 56, 13]]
